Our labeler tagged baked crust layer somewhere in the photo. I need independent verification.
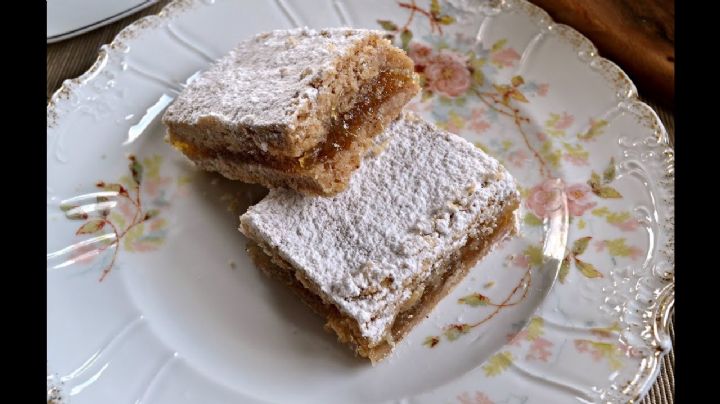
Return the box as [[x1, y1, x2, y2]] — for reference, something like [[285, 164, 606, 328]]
[[167, 69, 417, 195], [163, 28, 419, 195], [246, 198, 518, 363]]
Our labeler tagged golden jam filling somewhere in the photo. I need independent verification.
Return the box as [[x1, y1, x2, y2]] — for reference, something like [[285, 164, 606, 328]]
[[170, 70, 415, 172]]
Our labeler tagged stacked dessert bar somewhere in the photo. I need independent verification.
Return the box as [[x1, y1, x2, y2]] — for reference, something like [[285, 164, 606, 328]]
[[163, 28, 519, 363]]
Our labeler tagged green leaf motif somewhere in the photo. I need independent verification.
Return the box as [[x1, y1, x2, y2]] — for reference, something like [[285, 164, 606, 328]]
[[596, 186, 622, 199], [523, 245, 544, 268], [437, 15, 455, 25], [109, 212, 126, 231], [430, 0, 441, 16], [130, 158, 144, 186], [526, 317, 544, 340], [377, 20, 398, 31], [76, 219, 106, 235], [491, 39, 507, 51], [142, 155, 163, 180], [423, 336, 440, 348], [444, 324, 472, 341], [144, 209, 161, 221], [603, 158, 616, 182], [124, 223, 145, 252], [575, 258, 603, 278], [544, 113, 566, 137], [572, 236, 592, 256], [119, 175, 135, 189], [604, 238, 636, 257], [511, 75, 525, 87], [472, 67, 485, 86], [588, 168, 622, 198], [523, 212, 543, 226], [400, 29, 413, 50], [606, 211, 632, 224], [563, 142, 589, 160], [483, 352, 513, 377], [458, 293, 489, 307], [584, 340, 624, 370], [559, 255, 571, 283], [540, 141, 562, 168], [577, 119, 608, 141]]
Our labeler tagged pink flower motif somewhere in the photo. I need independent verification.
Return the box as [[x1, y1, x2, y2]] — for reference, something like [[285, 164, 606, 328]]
[[408, 42, 434, 68], [491, 48, 520, 68], [574, 339, 590, 353], [130, 242, 151, 252], [554, 112, 574, 130], [526, 338, 553, 362], [536, 131, 548, 142], [117, 198, 136, 221], [149, 218, 165, 231], [506, 330, 526, 345], [425, 50, 472, 97], [69, 243, 103, 265], [563, 153, 589, 166], [536, 83, 550, 96], [512, 253, 530, 268], [442, 119, 463, 133], [144, 176, 172, 199], [566, 183, 597, 216], [469, 107, 490, 132], [507, 150, 529, 168], [458, 392, 495, 404], [470, 106, 487, 119], [613, 219, 640, 232], [525, 178, 564, 218], [627, 247, 643, 260], [594, 240, 642, 260], [470, 119, 490, 133]]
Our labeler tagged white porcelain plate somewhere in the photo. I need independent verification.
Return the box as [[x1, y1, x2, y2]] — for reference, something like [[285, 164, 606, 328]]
[[47, 1, 675, 403], [47, 0, 157, 43]]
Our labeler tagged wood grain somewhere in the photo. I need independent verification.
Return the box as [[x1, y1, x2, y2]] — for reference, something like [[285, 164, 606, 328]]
[[529, 0, 674, 107]]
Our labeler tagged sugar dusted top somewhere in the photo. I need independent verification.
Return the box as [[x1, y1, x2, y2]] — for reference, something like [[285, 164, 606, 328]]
[[163, 27, 381, 129], [240, 113, 518, 343]]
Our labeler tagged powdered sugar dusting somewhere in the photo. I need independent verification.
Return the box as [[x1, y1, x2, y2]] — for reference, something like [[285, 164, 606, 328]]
[[241, 113, 518, 343], [164, 27, 381, 128]]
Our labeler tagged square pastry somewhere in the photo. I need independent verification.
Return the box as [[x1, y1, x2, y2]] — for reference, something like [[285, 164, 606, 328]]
[[163, 28, 419, 195], [240, 113, 520, 362]]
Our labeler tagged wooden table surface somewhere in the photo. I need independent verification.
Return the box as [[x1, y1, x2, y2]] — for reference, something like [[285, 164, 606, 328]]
[[47, 2, 674, 402]]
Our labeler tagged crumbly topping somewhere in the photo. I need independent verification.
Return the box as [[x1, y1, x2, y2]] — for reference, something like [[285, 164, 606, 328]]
[[163, 27, 381, 129], [240, 113, 518, 343]]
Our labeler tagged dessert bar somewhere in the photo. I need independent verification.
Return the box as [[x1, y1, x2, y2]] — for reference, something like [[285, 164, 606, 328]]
[[163, 28, 419, 195], [240, 113, 520, 362]]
